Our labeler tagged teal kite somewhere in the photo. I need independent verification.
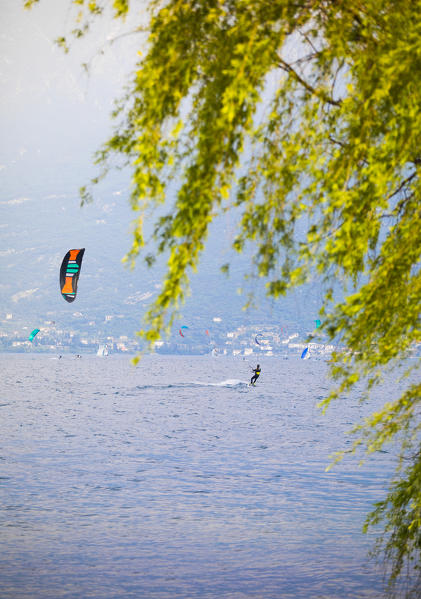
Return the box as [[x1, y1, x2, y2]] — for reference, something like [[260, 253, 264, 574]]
[[28, 328, 40, 342]]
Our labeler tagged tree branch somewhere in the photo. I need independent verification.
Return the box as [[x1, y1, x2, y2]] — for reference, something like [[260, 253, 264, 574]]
[[387, 171, 417, 203], [277, 57, 342, 107]]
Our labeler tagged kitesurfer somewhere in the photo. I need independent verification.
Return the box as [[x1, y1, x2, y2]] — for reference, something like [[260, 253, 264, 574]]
[[250, 364, 261, 386]]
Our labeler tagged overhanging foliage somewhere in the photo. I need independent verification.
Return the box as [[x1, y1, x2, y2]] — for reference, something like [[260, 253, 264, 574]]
[[25, 1, 421, 594]]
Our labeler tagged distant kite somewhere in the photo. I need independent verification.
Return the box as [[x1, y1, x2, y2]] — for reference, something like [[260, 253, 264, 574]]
[[301, 347, 309, 359], [28, 328, 40, 342], [60, 249, 85, 302], [255, 333, 264, 345], [179, 325, 189, 337]]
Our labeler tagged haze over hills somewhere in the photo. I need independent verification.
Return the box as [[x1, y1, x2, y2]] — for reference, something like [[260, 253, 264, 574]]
[[1, 163, 321, 340], [0, 0, 324, 350]]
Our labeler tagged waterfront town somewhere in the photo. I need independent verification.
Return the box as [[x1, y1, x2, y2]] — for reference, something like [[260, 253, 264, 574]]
[[1, 311, 338, 358]]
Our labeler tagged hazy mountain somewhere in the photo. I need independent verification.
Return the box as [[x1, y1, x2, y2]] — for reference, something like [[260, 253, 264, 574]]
[[0, 0, 323, 344]]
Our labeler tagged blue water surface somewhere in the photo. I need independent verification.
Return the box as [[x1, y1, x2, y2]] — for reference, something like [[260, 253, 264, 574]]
[[0, 354, 403, 598]]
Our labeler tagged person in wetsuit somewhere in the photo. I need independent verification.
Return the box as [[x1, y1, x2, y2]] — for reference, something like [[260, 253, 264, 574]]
[[250, 364, 261, 386]]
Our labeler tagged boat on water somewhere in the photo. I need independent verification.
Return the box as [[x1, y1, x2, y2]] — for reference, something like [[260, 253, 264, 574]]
[[97, 344, 109, 357]]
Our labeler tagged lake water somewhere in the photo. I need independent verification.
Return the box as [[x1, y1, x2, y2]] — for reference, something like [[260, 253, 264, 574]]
[[0, 353, 400, 598]]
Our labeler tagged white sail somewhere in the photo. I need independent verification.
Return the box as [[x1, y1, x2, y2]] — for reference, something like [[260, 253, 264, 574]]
[[97, 344, 109, 357]]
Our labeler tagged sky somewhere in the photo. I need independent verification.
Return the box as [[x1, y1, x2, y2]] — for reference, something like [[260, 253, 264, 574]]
[[0, 0, 145, 172]]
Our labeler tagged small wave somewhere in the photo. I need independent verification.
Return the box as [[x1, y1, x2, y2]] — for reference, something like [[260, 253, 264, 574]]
[[134, 379, 249, 391], [135, 384, 188, 390], [192, 379, 249, 388]]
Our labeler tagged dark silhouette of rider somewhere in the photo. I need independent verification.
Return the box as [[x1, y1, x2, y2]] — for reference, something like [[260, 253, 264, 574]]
[[250, 364, 261, 386]]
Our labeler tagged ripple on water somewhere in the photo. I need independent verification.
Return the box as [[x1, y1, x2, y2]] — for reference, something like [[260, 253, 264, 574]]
[[0, 354, 412, 599]]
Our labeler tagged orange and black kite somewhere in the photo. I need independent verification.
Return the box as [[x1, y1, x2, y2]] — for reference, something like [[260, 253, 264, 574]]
[[60, 249, 85, 302]]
